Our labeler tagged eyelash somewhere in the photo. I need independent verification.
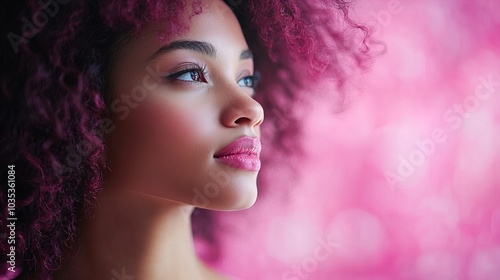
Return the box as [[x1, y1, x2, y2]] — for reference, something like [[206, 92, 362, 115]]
[[165, 64, 260, 90], [165, 64, 209, 84]]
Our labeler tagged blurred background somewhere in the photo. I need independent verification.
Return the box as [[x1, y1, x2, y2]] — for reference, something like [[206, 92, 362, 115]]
[[200, 0, 500, 279]]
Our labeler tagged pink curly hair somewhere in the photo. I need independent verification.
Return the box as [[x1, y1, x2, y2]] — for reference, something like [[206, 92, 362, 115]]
[[0, 0, 369, 278]]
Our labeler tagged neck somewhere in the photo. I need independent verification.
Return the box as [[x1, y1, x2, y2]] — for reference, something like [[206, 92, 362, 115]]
[[56, 183, 216, 279]]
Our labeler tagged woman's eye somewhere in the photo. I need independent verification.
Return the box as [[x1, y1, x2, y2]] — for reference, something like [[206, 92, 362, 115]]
[[237, 75, 259, 88], [166, 67, 208, 84], [176, 70, 203, 82]]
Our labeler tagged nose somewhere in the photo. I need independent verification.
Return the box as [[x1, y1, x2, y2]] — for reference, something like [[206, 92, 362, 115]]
[[220, 87, 264, 129]]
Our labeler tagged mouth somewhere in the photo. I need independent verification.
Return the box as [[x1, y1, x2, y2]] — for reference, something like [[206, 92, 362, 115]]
[[214, 136, 261, 171]]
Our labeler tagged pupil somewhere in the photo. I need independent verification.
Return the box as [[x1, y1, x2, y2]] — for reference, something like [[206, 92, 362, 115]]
[[191, 71, 199, 81]]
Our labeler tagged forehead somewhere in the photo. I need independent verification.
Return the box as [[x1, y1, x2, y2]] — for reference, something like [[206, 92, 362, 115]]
[[121, 0, 248, 64]]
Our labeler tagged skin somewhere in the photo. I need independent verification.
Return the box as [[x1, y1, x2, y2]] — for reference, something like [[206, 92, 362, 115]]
[[55, 0, 263, 279]]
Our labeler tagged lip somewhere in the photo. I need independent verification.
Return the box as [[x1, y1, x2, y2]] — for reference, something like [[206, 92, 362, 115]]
[[214, 136, 261, 171]]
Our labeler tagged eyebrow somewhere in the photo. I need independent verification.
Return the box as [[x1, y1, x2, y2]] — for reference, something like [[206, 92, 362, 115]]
[[148, 40, 252, 61], [240, 49, 253, 60]]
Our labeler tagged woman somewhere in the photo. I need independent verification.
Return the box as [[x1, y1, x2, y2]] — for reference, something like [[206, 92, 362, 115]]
[[0, 0, 368, 279]]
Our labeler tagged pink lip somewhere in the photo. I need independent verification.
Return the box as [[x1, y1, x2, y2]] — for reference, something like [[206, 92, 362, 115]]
[[214, 136, 261, 171]]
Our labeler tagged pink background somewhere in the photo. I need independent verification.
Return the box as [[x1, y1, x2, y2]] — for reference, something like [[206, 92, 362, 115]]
[[202, 0, 500, 279]]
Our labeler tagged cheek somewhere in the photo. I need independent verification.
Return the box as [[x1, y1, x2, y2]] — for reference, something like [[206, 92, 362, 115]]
[[108, 94, 219, 193]]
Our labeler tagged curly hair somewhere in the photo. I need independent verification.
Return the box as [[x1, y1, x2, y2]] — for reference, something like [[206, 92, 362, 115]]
[[0, 0, 369, 278]]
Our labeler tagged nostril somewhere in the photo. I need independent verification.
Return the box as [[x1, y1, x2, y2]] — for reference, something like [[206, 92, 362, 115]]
[[234, 116, 252, 125]]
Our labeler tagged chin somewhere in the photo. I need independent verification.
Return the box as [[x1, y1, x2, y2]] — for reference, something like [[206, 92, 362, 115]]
[[222, 174, 259, 210], [228, 188, 258, 210], [192, 178, 258, 211]]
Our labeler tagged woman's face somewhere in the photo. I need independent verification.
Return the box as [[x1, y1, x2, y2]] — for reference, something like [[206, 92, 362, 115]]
[[106, 0, 264, 210]]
